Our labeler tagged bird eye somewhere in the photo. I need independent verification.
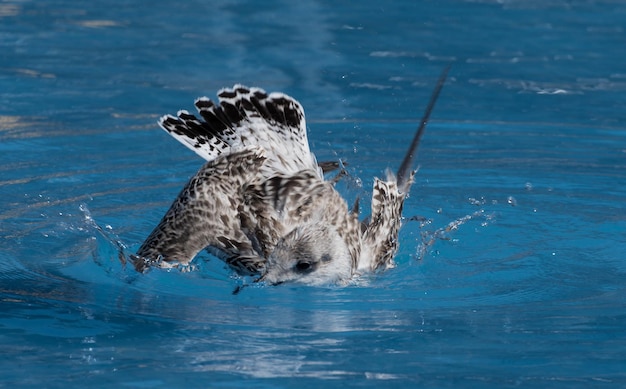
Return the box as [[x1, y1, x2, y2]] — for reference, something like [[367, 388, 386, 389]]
[[295, 260, 313, 272]]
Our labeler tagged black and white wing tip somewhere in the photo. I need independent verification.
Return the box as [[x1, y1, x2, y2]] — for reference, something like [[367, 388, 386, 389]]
[[156, 85, 318, 175]]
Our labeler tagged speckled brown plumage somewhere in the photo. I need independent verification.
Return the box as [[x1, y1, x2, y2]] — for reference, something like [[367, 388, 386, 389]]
[[133, 69, 448, 285]]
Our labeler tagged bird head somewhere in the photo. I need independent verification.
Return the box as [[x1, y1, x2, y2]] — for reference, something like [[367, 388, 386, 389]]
[[260, 223, 353, 286]]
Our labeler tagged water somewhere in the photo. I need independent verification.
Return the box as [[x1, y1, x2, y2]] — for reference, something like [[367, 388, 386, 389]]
[[1, 0, 625, 387]]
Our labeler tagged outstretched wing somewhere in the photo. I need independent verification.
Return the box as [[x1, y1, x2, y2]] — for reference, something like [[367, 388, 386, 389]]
[[132, 146, 271, 274], [360, 66, 449, 271], [159, 84, 321, 178], [360, 172, 409, 272]]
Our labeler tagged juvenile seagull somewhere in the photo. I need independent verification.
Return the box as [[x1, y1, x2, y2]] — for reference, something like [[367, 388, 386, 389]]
[[133, 68, 448, 285]]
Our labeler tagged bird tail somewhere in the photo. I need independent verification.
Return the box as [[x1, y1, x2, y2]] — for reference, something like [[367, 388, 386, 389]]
[[159, 85, 320, 176]]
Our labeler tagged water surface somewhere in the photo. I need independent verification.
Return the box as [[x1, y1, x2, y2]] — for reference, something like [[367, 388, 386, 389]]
[[1, 0, 625, 387]]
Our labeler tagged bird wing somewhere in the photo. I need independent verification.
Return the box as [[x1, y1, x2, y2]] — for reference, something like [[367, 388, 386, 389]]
[[360, 66, 449, 271], [360, 173, 407, 272], [133, 146, 271, 274]]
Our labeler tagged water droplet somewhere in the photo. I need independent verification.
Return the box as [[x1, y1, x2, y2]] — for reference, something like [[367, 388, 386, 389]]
[[468, 197, 484, 206], [507, 196, 517, 206]]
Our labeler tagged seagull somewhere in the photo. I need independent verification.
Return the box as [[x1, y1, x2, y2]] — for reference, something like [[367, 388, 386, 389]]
[[132, 67, 448, 286]]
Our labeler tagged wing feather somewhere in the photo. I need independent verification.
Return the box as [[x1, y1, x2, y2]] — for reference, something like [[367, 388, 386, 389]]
[[132, 146, 268, 274], [159, 85, 321, 177]]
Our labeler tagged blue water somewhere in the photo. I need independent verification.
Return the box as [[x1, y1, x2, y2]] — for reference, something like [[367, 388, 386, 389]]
[[1, 0, 625, 387]]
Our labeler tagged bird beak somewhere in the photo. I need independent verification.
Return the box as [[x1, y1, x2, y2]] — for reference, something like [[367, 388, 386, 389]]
[[254, 272, 284, 286]]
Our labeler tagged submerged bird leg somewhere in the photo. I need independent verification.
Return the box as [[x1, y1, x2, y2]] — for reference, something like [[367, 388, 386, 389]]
[[322, 159, 350, 185], [318, 160, 341, 174], [396, 65, 450, 193], [329, 166, 347, 185]]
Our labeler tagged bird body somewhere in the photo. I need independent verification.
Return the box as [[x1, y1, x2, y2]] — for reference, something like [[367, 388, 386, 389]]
[[134, 70, 448, 285]]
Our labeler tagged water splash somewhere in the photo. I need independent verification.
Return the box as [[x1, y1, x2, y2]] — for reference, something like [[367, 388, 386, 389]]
[[412, 210, 495, 261], [78, 203, 138, 283]]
